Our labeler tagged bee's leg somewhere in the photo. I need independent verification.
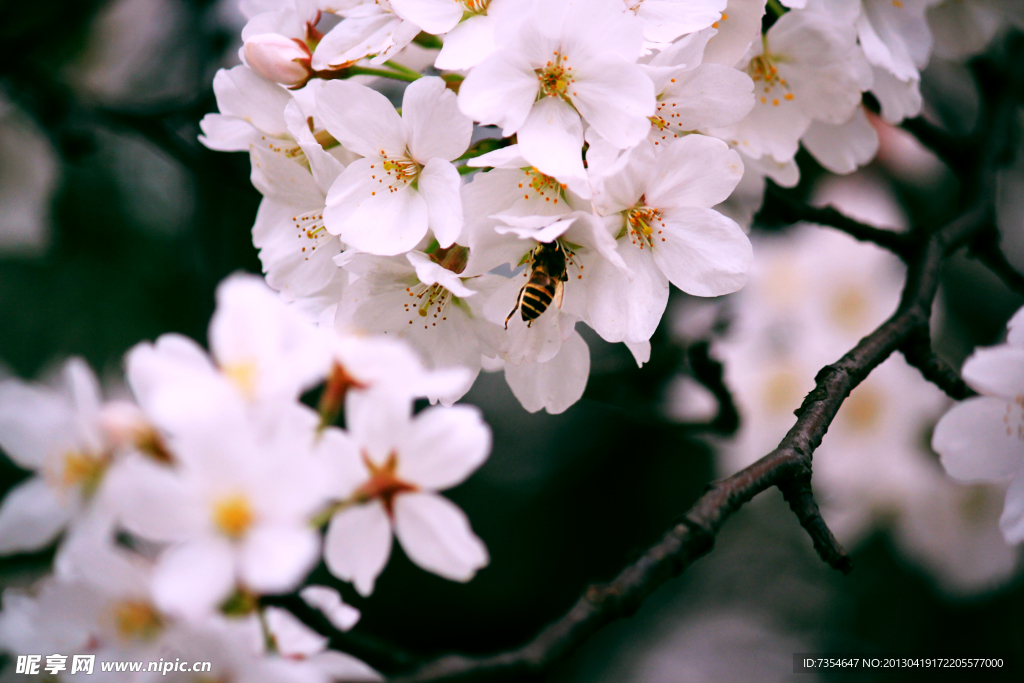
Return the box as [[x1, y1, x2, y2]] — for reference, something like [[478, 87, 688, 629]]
[[553, 279, 564, 310], [505, 285, 526, 329]]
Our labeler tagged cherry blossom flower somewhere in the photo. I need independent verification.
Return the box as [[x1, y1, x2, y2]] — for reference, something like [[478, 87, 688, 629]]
[[585, 136, 751, 345], [335, 249, 506, 404], [317, 76, 472, 255], [320, 392, 491, 595], [0, 359, 117, 555], [933, 305, 1024, 545], [310, 0, 421, 69], [126, 274, 331, 433], [199, 65, 295, 152], [433, 0, 516, 70], [709, 8, 872, 163], [248, 105, 348, 302], [625, 0, 726, 45], [458, 0, 655, 180], [106, 406, 333, 619]]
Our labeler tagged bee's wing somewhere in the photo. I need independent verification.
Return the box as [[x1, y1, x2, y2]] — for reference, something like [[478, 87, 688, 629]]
[[553, 278, 564, 309]]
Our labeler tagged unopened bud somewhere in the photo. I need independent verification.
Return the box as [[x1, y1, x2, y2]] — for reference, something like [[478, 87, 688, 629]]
[[244, 33, 312, 87]]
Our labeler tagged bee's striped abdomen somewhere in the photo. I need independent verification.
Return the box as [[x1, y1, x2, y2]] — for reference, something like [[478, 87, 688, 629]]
[[520, 279, 554, 322]]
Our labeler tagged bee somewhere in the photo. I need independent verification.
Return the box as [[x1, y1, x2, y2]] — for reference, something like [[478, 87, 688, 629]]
[[506, 241, 568, 328]]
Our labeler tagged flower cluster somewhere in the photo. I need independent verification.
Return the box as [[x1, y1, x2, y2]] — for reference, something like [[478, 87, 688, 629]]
[[0, 274, 493, 681], [199, 0, 991, 414]]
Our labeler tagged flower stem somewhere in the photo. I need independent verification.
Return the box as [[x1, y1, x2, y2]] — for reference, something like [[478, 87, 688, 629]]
[[384, 60, 423, 79], [766, 0, 786, 18], [346, 66, 420, 82]]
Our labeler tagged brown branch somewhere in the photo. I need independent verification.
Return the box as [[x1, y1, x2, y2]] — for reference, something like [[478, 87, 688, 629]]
[[349, 200, 991, 683], [970, 226, 1024, 297], [778, 475, 852, 573], [763, 185, 914, 259], [899, 327, 977, 401]]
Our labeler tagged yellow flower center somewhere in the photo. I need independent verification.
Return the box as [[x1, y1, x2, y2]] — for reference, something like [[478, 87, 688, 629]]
[[747, 37, 795, 107], [222, 361, 258, 398], [624, 204, 666, 249], [113, 600, 163, 641], [61, 451, 107, 497], [213, 495, 255, 539], [516, 167, 565, 204], [537, 52, 575, 100]]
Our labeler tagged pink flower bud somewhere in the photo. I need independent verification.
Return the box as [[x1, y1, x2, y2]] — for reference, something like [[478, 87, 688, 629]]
[[244, 33, 312, 87]]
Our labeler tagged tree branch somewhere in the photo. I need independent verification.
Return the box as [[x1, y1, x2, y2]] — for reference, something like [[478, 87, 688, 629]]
[[763, 185, 914, 259], [969, 225, 1024, 297], [899, 327, 977, 401]]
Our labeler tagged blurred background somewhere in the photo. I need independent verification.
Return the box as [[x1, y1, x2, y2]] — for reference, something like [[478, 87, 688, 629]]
[[1, 1, 1023, 681]]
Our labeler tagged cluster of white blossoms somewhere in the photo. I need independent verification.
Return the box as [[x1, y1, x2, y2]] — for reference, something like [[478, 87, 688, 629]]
[[195, 0, 1021, 414], [0, 274, 496, 681]]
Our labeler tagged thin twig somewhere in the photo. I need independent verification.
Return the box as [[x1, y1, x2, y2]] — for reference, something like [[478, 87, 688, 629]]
[[763, 185, 914, 259], [969, 225, 1024, 297], [899, 327, 976, 401]]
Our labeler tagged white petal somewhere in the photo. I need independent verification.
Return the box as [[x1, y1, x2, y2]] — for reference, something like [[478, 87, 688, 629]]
[[417, 158, 464, 248], [404, 77, 472, 163], [263, 606, 328, 656], [585, 240, 668, 344], [125, 334, 216, 414], [655, 63, 755, 131], [390, 0, 463, 33], [933, 397, 1024, 483], [0, 380, 76, 470], [457, 53, 538, 134], [397, 405, 490, 490], [252, 198, 340, 300], [239, 525, 319, 593], [311, 13, 402, 69], [392, 492, 488, 581], [406, 251, 475, 298], [0, 478, 71, 554], [1007, 306, 1024, 347], [625, 340, 651, 367], [152, 538, 236, 620], [801, 107, 879, 175], [324, 502, 393, 597], [517, 97, 585, 180], [870, 66, 922, 124], [961, 345, 1024, 400], [434, 15, 496, 70], [315, 81, 406, 159], [105, 456, 201, 542], [999, 472, 1024, 544], [652, 207, 752, 296], [504, 330, 590, 414], [325, 160, 430, 256], [646, 134, 744, 209], [198, 114, 256, 152], [570, 59, 655, 149], [300, 585, 361, 632], [212, 65, 292, 138]]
